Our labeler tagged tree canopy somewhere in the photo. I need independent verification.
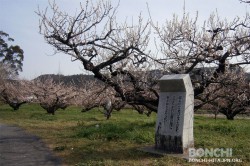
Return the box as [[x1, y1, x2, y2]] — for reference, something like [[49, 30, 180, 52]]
[[0, 31, 24, 79], [37, 0, 250, 119]]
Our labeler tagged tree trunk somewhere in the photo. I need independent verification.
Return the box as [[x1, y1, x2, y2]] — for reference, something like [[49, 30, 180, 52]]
[[46, 108, 55, 115], [40, 104, 56, 115], [226, 114, 235, 120], [10, 101, 26, 111], [219, 108, 235, 120]]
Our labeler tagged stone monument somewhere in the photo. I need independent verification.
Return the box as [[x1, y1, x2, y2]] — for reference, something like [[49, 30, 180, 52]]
[[155, 74, 194, 155]]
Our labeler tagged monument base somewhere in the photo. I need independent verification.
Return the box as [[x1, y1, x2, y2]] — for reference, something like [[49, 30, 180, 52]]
[[138, 146, 189, 160]]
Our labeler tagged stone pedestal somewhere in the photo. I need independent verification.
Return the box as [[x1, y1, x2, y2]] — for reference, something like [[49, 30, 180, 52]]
[[155, 74, 194, 154]]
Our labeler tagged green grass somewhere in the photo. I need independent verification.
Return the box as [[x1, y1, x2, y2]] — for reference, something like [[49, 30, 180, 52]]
[[0, 104, 249, 166]]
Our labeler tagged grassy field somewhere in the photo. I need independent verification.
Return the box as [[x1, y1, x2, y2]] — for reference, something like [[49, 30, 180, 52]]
[[0, 104, 249, 166]]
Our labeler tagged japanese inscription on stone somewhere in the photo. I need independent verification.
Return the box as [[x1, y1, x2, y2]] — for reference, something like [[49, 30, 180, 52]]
[[155, 74, 194, 154]]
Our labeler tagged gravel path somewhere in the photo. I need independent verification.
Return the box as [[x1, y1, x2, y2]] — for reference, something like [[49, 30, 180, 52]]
[[0, 124, 62, 166]]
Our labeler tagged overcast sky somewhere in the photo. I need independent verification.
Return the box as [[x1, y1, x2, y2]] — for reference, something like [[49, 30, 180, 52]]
[[0, 0, 248, 79]]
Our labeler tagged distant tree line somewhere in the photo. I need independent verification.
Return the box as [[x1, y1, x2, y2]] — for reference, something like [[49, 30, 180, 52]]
[[34, 74, 99, 87]]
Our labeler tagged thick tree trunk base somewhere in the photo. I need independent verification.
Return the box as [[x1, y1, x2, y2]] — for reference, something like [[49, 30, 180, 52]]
[[226, 116, 234, 120]]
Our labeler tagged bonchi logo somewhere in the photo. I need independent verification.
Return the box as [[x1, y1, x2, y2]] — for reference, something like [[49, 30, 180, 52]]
[[189, 148, 233, 158]]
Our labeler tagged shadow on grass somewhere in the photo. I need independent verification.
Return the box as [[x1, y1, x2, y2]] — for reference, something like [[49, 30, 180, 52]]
[[74, 122, 155, 144], [71, 145, 168, 166]]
